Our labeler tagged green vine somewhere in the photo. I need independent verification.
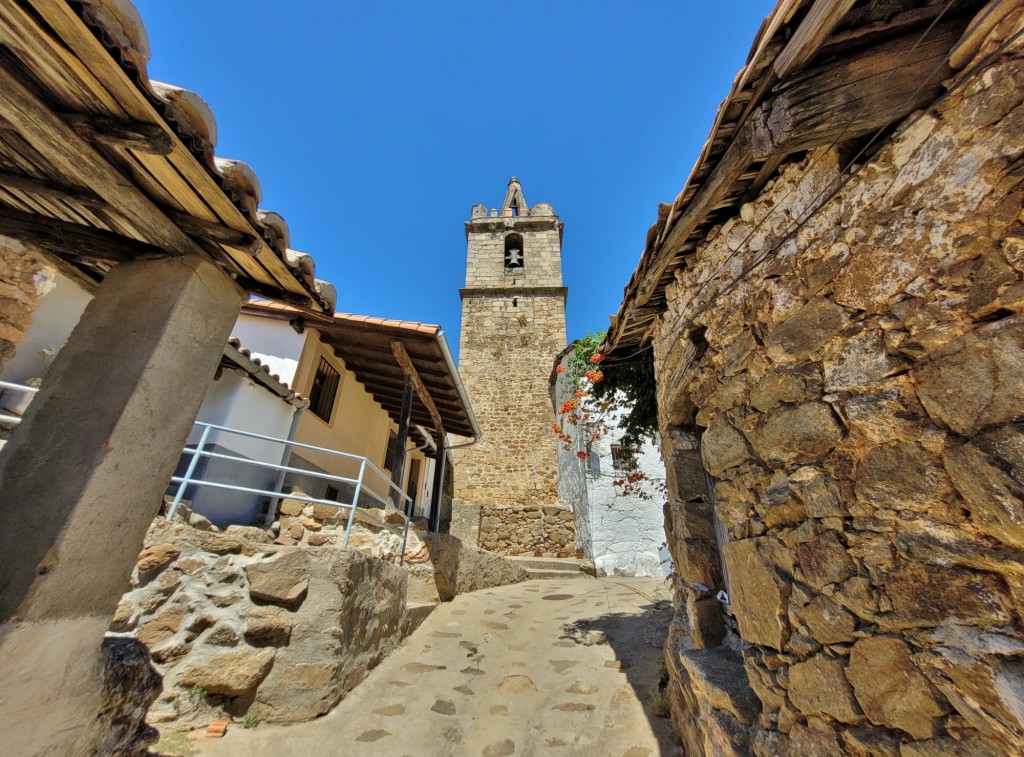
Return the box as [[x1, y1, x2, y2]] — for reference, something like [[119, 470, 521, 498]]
[[554, 331, 659, 478]]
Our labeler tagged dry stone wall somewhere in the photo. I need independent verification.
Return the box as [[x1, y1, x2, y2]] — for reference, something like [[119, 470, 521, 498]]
[[477, 504, 575, 554], [653, 41, 1024, 756]]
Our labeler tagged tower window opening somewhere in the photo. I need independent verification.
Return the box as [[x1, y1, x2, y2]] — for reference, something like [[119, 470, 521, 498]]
[[513, 298, 518, 307], [504, 232, 524, 269], [510, 201, 518, 217]]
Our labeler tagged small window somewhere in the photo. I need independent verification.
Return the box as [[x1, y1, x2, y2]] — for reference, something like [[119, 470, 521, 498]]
[[325, 484, 340, 501], [309, 357, 340, 422], [504, 233, 524, 269], [611, 443, 637, 471], [383, 430, 398, 471]]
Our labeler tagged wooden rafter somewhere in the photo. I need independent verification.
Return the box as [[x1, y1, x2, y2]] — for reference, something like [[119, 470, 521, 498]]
[[392, 340, 445, 437]]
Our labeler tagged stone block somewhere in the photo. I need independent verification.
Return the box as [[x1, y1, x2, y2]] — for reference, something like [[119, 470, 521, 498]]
[[723, 538, 790, 650], [751, 402, 841, 464], [788, 655, 861, 724], [796, 531, 857, 590], [847, 637, 946, 739], [176, 648, 276, 697], [244, 550, 310, 605], [677, 647, 761, 725]]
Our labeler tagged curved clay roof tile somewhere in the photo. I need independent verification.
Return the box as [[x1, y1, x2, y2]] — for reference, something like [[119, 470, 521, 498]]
[[150, 81, 217, 162], [257, 210, 291, 255], [214, 158, 262, 218]]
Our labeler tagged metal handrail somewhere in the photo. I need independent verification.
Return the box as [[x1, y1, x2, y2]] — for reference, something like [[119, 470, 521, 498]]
[[182, 420, 411, 505], [168, 420, 413, 565], [0, 379, 39, 425]]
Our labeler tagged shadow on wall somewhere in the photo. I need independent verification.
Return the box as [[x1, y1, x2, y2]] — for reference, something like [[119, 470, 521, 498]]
[[559, 580, 683, 755]]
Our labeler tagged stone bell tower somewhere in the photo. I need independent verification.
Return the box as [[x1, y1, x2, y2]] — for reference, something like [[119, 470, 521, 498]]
[[452, 178, 568, 546]]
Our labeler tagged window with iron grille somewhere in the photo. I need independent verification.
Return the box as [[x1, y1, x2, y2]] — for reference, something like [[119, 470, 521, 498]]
[[309, 357, 340, 423]]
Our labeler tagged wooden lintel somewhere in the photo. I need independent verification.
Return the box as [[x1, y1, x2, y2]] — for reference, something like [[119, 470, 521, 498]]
[[634, 21, 960, 308], [59, 113, 173, 155], [0, 206, 170, 262], [0, 170, 104, 208], [165, 209, 262, 256], [392, 340, 445, 437]]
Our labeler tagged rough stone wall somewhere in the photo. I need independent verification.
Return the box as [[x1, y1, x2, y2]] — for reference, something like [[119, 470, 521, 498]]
[[114, 517, 413, 729], [653, 46, 1024, 756], [477, 504, 575, 554], [0, 236, 56, 371], [455, 289, 566, 507]]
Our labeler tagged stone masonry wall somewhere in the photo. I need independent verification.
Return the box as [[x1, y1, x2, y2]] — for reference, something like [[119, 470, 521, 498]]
[[653, 40, 1024, 756], [463, 223, 563, 289], [454, 289, 566, 507], [0, 235, 56, 371], [477, 504, 575, 554]]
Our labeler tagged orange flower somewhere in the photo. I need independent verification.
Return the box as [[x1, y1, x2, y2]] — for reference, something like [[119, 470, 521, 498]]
[[575, 388, 586, 399], [589, 353, 605, 364], [576, 451, 589, 459], [555, 364, 566, 374]]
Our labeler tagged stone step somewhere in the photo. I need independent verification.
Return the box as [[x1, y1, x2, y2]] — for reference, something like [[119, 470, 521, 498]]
[[523, 568, 591, 580], [508, 556, 587, 571]]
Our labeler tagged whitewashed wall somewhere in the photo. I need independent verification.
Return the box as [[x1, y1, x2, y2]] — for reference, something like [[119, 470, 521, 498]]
[[180, 369, 298, 527], [231, 314, 305, 385], [555, 356, 671, 577], [0, 270, 90, 385]]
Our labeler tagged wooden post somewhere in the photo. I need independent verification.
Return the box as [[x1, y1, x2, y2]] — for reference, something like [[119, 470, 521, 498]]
[[429, 435, 447, 532], [389, 382, 413, 507]]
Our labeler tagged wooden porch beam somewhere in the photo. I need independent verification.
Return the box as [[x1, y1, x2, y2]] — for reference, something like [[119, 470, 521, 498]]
[[0, 207, 169, 262], [392, 340, 446, 438], [165, 209, 262, 256], [0, 170, 103, 208]]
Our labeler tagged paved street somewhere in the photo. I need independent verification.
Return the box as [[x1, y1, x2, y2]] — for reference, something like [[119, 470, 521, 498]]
[[199, 577, 680, 756]]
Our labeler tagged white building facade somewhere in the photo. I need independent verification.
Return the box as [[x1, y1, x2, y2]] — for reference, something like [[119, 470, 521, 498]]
[[553, 352, 672, 577]]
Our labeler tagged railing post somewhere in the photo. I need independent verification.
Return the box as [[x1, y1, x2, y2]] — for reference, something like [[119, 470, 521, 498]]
[[343, 458, 366, 549], [167, 424, 211, 521]]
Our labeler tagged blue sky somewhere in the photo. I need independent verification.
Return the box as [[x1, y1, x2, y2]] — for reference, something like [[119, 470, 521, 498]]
[[135, 1, 774, 356]]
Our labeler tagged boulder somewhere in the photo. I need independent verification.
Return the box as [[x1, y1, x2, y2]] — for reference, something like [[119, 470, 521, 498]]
[[244, 550, 310, 605], [243, 606, 293, 647], [701, 415, 751, 476], [846, 637, 946, 739], [224, 525, 273, 543], [176, 648, 276, 697], [137, 607, 184, 648], [765, 297, 849, 361]]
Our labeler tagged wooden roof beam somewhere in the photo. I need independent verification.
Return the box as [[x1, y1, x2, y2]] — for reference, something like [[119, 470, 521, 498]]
[[392, 340, 445, 437], [0, 206, 169, 262], [633, 21, 959, 308], [59, 112, 173, 156]]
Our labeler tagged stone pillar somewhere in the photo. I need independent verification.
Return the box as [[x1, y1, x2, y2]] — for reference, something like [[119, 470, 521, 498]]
[[0, 254, 243, 755]]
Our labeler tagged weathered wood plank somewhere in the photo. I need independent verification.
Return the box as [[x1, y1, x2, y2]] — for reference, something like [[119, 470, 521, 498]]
[[165, 209, 261, 256], [774, 0, 858, 78], [0, 206, 169, 261], [0, 64, 203, 256], [751, 21, 959, 157], [0, 169, 102, 207], [392, 340, 446, 437], [60, 113, 172, 155]]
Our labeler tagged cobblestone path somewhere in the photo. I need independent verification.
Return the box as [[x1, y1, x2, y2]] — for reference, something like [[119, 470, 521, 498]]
[[199, 577, 680, 756]]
